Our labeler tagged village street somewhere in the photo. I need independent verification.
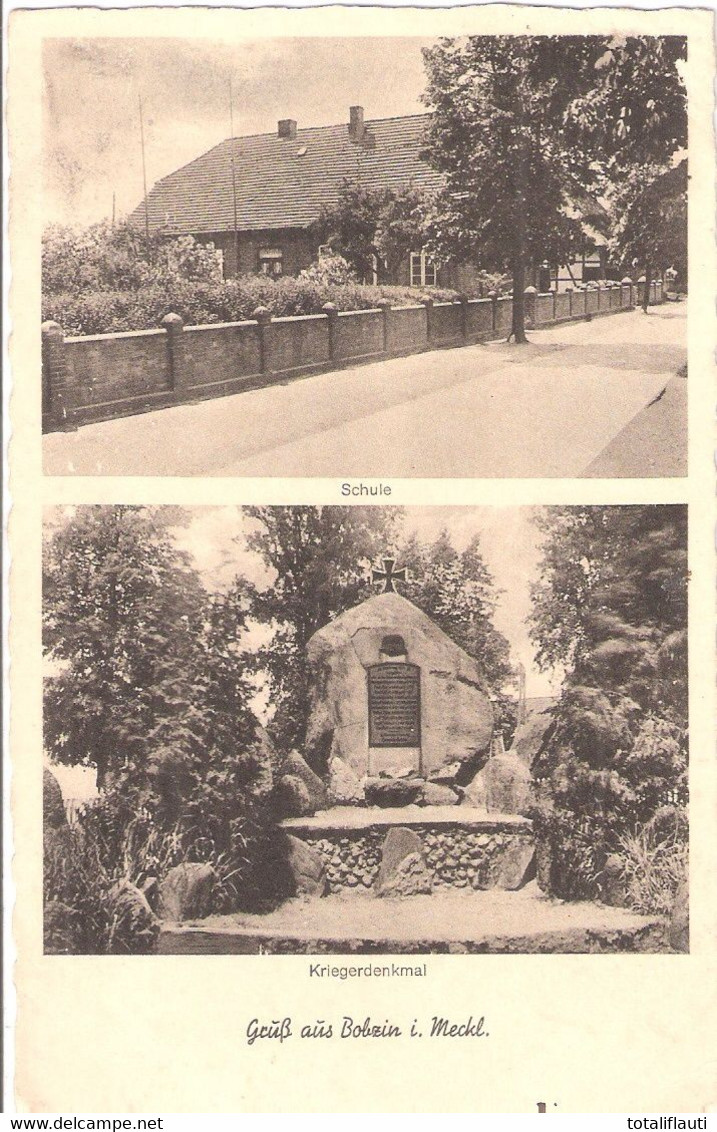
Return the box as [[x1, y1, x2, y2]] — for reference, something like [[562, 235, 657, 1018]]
[[44, 304, 686, 479]]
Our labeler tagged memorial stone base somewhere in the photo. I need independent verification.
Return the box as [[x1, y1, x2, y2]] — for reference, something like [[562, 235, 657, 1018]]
[[281, 806, 536, 894]]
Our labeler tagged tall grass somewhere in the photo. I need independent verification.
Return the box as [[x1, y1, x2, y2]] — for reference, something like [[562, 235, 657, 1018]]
[[615, 810, 688, 916]]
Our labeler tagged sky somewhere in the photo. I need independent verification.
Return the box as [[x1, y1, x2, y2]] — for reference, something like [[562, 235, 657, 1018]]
[[43, 37, 435, 226]]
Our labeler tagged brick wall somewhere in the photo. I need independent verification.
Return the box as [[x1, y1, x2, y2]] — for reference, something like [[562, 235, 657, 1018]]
[[209, 228, 314, 278], [42, 278, 663, 432]]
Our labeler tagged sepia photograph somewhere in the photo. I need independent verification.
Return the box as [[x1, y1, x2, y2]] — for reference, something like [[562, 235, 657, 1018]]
[[41, 34, 688, 478], [7, 0, 716, 1114], [43, 504, 688, 955]]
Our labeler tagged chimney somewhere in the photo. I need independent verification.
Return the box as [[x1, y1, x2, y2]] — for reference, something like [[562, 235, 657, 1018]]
[[278, 119, 297, 140], [348, 105, 365, 143]]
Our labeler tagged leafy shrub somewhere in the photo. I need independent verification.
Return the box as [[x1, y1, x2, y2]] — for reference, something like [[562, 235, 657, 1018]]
[[44, 825, 116, 954], [530, 798, 604, 901], [42, 221, 222, 297], [42, 274, 461, 337], [44, 786, 294, 952], [299, 253, 358, 286]]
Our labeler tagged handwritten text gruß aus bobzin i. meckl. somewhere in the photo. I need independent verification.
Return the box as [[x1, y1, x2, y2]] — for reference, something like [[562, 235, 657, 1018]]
[[245, 1015, 488, 1044]]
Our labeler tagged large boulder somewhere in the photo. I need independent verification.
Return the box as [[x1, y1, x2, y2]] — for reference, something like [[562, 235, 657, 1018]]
[[464, 752, 532, 815], [43, 767, 67, 830], [274, 774, 313, 818], [280, 750, 328, 809], [364, 777, 423, 808], [305, 592, 493, 782], [420, 781, 460, 807], [376, 827, 433, 897], [285, 834, 327, 897], [159, 863, 217, 921], [108, 881, 160, 953], [327, 756, 364, 806], [669, 879, 689, 953], [509, 705, 556, 768]]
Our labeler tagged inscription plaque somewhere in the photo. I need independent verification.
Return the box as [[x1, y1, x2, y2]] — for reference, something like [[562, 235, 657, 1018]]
[[367, 663, 421, 748]]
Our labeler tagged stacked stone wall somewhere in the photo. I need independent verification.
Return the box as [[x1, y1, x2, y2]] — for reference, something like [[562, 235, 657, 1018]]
[[295, 821, 534, 894]]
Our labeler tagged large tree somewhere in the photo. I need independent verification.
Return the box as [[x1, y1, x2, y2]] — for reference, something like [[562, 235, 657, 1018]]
[[400, 529, 513, 690], [421, 36, 603, 342], [528, 505, 688, 897], [580, 37, 688, 307], [421, 35, 688, 337], [43, 506, 264, 810]]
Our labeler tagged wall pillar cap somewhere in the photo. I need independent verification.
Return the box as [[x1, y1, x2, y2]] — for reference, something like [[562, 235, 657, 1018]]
[[252, 306, 273, 325], [524, 285, 538, 295], [487, 289, 498, 299], [420, 295, 434, 307], [41, 320, 64, 336], [161, 312, 184, 330], [376, 298, 393, 311]]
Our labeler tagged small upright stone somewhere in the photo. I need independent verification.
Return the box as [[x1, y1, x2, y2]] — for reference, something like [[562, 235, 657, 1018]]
[[285, 834, 327, 897], [282, 750, 328, 811], [376, 827, 433, 896]]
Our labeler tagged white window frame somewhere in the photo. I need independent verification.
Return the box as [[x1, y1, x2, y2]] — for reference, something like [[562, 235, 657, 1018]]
[[410, 250, 437, 288], [259, 247, 284, 276]]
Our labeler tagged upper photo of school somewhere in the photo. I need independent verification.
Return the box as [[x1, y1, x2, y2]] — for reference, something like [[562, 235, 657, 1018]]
[[42, 35, 687, 478]]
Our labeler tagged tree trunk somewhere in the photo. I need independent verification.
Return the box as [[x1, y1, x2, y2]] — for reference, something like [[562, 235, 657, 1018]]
[[642, 260, 652, 314], [511, 253, 528, 344]]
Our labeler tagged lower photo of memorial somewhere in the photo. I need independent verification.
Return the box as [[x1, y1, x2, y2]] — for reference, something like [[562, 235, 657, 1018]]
[[43, 504, 688, 955]]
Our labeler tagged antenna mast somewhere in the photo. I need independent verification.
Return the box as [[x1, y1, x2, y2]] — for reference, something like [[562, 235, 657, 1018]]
[[138, 94, 151, 257], [229, 77, 240, 276]]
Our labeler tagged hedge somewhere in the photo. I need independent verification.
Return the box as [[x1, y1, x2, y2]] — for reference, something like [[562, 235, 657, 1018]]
[[42, 275, 462, 337]]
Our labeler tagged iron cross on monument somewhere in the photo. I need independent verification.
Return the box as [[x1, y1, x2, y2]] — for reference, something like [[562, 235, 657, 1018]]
[[371, 558, 408, 593]]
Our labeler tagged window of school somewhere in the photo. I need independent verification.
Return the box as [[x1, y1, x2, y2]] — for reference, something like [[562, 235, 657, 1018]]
[[410, 251, 437, 288], [259, 248, 283, 276]]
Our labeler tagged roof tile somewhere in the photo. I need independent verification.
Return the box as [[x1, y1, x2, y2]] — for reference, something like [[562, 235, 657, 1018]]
[[131, 113, 442, 235]]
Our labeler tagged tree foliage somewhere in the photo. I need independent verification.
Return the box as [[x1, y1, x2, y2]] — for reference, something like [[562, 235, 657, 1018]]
[[421, 36, 603, 341], [420, 35, 688, 337], [400, 529, 513, 691], [42, 220, 223, 297], [43, 506, 269, 808], [574, 36, 688, 302], [528, 506, 688, 898], [610, 160, 687, 302], [310, 181, 429, 283]]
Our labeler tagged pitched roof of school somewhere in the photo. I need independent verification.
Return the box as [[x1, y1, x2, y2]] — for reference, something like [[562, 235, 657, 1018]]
[[131, 113, 443, 236]]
